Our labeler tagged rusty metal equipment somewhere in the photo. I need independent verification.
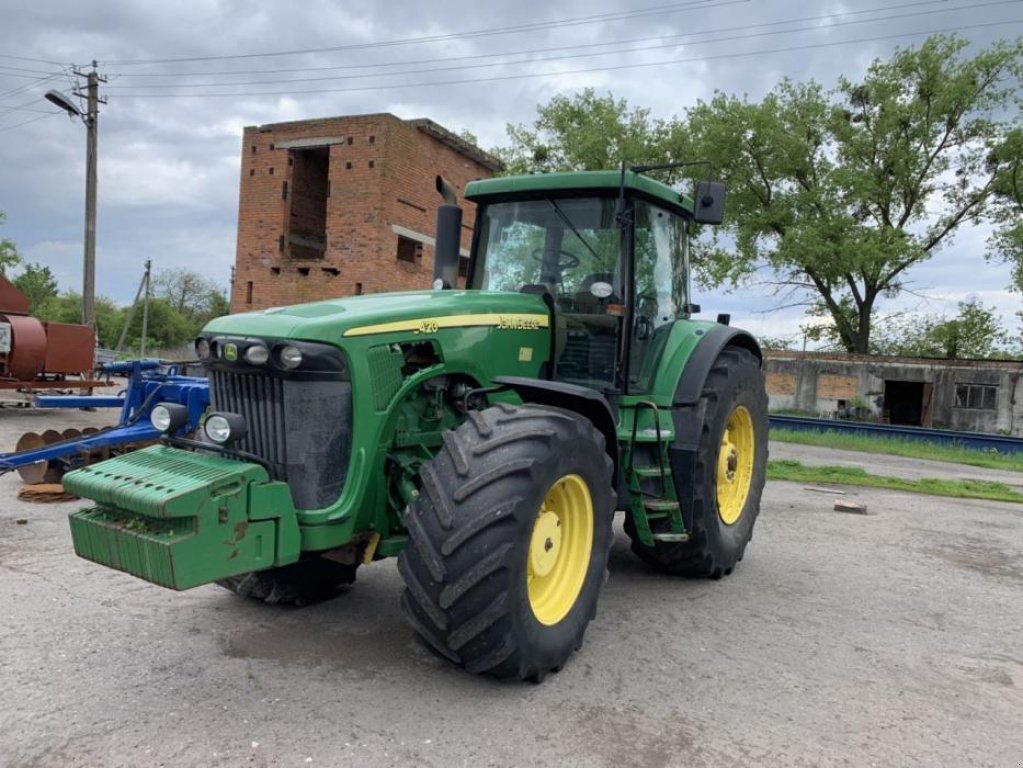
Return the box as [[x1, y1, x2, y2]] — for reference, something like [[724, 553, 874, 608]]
[[0, 273, 104, 390]]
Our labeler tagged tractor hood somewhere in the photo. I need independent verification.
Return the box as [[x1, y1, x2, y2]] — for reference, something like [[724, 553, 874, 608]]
[[203, 290, 550, 344]]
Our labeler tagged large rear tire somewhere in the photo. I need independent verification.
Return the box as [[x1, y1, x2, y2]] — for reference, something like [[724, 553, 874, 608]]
[[215, 557, 358, 606], [399, 403, 614, 681], [626, 346, 768, 578]]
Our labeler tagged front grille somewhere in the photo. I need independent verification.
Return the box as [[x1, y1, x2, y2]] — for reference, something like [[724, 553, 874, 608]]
[[209, 370, 353, 510], [210, 371, 286, 472]]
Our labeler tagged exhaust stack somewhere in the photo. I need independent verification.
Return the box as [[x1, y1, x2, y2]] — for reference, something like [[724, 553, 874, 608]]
[[433, 176, 462, 290]]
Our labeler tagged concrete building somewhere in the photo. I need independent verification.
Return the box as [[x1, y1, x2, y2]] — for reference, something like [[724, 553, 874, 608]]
[[765, 350, 1023, 435], [232, 113, 503, 313]]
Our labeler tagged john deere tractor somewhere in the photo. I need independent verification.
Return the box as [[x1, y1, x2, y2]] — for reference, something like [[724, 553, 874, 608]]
[[64, 167, 768, 681]]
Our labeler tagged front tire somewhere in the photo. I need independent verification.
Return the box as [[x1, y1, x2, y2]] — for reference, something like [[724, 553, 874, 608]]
[[399, 403, 614, 681], [627, 346, 768, 577]]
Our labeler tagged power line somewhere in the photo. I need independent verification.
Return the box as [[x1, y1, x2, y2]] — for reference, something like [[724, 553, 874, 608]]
[[0, 64, 57, 76], [0, 52, 66, 66], [110, 19, 1023, 99], [101, 0, 728, 65], [0, 71, 64, 102], [0, 111, 61, 133], [101, 0, 973, 79], [103, 1, 1018, 91], [0, 102, 57, 115]]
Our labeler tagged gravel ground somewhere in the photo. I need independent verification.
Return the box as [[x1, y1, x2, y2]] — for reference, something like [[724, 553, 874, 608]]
[[1, 408, 1021, 767]]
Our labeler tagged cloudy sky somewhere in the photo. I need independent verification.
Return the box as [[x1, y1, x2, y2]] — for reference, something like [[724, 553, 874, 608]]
[[0, 0, 1020, 345]]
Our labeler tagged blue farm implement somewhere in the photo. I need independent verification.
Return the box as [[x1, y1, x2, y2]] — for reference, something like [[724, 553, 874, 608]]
[[1, 360, 209, 484]]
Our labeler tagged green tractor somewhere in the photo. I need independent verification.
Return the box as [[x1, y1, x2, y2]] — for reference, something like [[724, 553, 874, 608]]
[[64, 167, 768, 681]]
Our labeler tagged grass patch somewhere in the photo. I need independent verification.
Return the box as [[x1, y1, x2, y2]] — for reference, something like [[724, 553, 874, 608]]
[[767, 460, 1023, 504], [770, 428, 1023, 473]]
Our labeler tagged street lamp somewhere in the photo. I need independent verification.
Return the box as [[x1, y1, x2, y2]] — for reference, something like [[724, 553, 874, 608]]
[[44, 66, 101, 330]]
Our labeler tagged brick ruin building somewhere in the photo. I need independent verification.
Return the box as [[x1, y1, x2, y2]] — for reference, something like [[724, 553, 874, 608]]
[[231, 113, 503, 312]]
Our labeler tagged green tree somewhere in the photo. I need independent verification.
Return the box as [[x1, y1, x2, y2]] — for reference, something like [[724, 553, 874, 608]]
[[495, 89, 672, 174], [151, 267, 229, 326], [685, 35, 1022, 353], [988, 128, 1023, 290], [118, 297, 194, 351], [872, 299, 1008, 359], [0, 210, 22, 275], [13, 262, 58, 311]]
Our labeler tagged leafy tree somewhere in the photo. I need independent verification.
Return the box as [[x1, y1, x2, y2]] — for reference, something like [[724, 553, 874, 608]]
[[0, 210, 22, 275], [872, 299, 1008, 359], [684, 35, 1022, 353], [151, 267, 229, 325], [988, 128, 1023, 290], [495, 89, 672, 174], [758, 336, 798, 351], [118, 297, 195, 350], [13, 262, 58, 310]]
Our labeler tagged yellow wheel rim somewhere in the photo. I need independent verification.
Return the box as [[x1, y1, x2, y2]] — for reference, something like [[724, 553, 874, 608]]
[[527, 474, 594, 626], [716, 405, 755, 526]]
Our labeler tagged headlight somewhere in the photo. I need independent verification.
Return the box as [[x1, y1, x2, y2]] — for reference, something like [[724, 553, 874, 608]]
[[150, 403, 190, 434], [195, 338, 211, 360], [279, 345, 303, 369], [204, 412, 247, 445], [244, 344, 270, 365]]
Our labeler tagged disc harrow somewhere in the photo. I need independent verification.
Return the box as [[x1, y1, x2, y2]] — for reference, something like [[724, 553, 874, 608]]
[[0, 360, 209, 485]]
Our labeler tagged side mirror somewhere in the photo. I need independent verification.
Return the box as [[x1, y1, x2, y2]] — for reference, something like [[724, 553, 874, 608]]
[[692, 180, 726, 225]]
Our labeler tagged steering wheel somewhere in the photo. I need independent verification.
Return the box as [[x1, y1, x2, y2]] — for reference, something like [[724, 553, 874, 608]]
[[531, 248, 580, 271]]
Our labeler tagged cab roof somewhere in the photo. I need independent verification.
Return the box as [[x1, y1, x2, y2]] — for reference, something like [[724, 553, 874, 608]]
[[464, 170, 695, 215]]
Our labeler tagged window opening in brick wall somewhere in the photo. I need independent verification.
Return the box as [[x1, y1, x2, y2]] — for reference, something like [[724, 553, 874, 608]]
[[251, 145, 256, 154], [322, 267, 340, 276], [355, 282, 363, 295], [271, 267, 280, 275], [297, 267, 310, 276], [245, 281, 253, 304], [249, 168, 254, 176], [396, 235, 423, 264], [282, 181, 288, 199], [345, 161, 352, 170], [286, 146, 329, 260], [369, 135, 375, 144], [955, 383, 997, 410], [368, 160, 375, 169], [347, 136, 353, 145], [269, 167, 274, 175]]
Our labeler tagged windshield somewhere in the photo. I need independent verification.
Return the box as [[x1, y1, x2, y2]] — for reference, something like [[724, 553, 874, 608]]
[[471, 197, 622, 298]]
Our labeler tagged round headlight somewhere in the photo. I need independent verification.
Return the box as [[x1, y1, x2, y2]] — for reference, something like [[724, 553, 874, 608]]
[[279, 345, 303, 369], [150, 405, 172, 432], [195, 338, 211, 360], [244, 344, 269, 365], [204, 415, 233, 444]]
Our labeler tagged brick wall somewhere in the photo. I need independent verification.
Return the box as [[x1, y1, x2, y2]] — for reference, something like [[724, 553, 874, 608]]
[[232, 113, 499, 312]]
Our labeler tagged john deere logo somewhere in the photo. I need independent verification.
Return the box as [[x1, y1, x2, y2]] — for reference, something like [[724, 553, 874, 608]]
[[224, 343, 238, 362]]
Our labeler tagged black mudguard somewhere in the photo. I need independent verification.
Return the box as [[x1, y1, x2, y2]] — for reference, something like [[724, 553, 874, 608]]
[[493, 376, 619, 491], [669, 326, 762, 531]]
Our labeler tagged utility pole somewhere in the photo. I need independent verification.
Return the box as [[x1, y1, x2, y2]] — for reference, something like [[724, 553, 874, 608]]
[[45, 62, 106, 331], [78, 62, 104, 330], [140, 259, 152, 358]]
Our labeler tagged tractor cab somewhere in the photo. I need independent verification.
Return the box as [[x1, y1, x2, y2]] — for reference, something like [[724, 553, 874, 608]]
[[462, 170, 724, 395]]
